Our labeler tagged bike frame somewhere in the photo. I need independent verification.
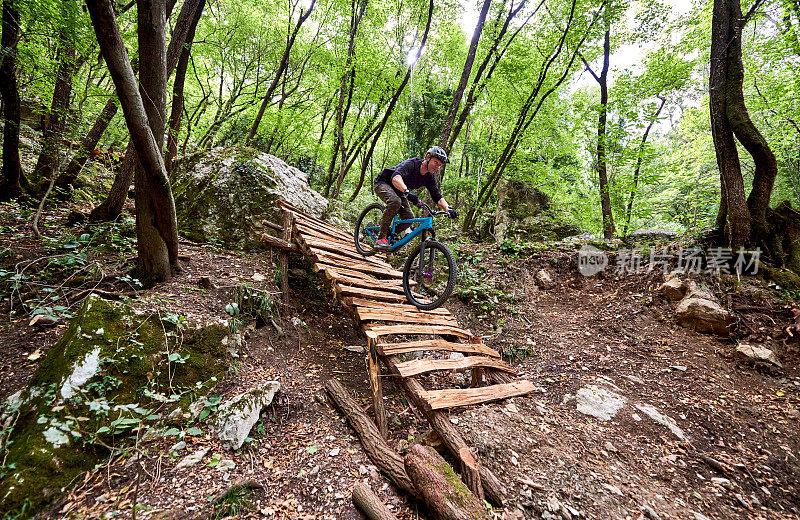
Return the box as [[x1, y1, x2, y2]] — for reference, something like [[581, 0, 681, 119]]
[[364, 214, 435, 252]]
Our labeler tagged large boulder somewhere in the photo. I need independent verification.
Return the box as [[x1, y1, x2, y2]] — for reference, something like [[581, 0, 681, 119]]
[[171, 148, 328, 250], [494, 179, 580, 244], [0, 296, 230, 514], [213, 382, 280, 450]]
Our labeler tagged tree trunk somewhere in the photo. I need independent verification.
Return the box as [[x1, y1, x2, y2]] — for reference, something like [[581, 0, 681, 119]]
[[85, 0, 178, 283], [404, 445, 491, 520], [437, 0, 492, 183], [710, 0, 751, 249], [33, 41, 78, 186], [245, 0, 316, 147], [88, 0, 204, 222], [165, 0, 205, 171], [585, 19, 616, 239], [0, 0, 24, 200], [623, 96, 665, 235]]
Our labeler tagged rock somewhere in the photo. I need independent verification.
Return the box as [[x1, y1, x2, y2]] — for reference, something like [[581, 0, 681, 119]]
[[213, 381, 280, 450], [659, 278, 686, 301], [494, 178, 580, 244], [216, 459, 236, 472], [0, 296, 229, 514], [736, 344, 782, 368], [676, 292, 731, 335], [534, 269, 555, 290], [502, 508, 525, 520], [171, 148, 328, 250], [622, 228, 679, 245], [633, 403, 687, 441], [176, 447, 210, 470], [575, 385, 626, 420]]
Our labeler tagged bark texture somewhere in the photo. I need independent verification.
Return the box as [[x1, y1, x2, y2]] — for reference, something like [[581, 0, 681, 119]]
[[404, 444, 491, 520], [0, 0, 24, 199]]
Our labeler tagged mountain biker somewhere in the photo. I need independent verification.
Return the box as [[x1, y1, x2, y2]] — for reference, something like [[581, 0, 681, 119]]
[[373, 146, 458, 250]]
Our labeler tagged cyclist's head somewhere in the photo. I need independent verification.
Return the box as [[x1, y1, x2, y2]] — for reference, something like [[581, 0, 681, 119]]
[[425, 146, 449, 164]]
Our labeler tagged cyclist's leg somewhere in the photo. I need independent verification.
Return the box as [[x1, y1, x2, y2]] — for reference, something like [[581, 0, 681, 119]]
[[374, 182, 401, 238], [395, 198, 414, 234]]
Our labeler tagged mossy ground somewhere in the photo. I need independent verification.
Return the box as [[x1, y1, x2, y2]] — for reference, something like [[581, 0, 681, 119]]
[[0, 296, 229, 515]]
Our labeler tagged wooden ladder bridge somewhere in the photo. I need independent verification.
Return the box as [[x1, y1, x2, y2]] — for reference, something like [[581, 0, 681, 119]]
[[264, 200, 536, 503]]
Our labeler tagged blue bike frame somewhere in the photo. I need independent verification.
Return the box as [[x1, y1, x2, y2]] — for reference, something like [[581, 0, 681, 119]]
[[365, 215, 433, 252]]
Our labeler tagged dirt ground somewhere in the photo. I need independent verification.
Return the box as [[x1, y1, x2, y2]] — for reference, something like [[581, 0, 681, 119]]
[[1, 201, 799, 520]]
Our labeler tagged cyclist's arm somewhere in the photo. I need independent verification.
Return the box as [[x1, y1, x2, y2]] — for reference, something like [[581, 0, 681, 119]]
[[437, 197, 450, 212], [391, 174, 408, 193]]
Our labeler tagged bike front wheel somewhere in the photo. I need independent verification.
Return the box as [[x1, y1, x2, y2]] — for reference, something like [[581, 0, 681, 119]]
[[354, 202, 386, 256], [402, 240, 456, 310]]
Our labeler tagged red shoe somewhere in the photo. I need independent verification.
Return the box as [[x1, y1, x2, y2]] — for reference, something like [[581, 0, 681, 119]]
[[375, 237, 390, 250]]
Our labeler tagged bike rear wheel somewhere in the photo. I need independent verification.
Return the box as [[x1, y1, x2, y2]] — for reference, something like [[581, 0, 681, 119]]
[[402, 240, 456, 310], [354, 202, 386, 256]]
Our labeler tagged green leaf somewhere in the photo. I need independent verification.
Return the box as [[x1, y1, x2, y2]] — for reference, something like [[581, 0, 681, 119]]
[[306, 445, 318, 454], [163, 428, 181, 437], [185, 427, 202, 436], [206, 458, 220, 468]]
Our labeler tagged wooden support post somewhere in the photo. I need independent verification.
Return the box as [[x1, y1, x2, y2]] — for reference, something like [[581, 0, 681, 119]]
[[470, 367, 484, 388], [368, 337, 388, 438], [280, 211, 293, 313]]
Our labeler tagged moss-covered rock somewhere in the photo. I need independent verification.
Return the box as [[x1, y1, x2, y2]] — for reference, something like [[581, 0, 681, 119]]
[[763, 265, 800, 291], [0, 296, 229, 515], [170, 147, 328, 250], [494, 179, 580, 244]]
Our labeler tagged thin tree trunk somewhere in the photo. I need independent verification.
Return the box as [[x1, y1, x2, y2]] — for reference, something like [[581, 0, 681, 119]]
[[582, 17, 616, 239], [165, 0, 205, 171], [437, 0, 492, 174], [0, 0, 24, 200], [245, 0, 316, 147], [623, 95, 665, 235], [55, 96, 119, 189], [33, 40, 79, 186]]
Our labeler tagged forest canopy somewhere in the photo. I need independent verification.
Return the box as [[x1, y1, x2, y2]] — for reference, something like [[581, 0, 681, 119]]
[[2, 0, 800, 280]]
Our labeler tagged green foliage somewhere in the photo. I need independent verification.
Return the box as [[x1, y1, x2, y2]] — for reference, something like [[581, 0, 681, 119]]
[[209, 484, 254, 520]]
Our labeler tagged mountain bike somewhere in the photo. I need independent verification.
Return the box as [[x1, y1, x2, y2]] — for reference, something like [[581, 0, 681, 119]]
[[354, 201, 456, 310]]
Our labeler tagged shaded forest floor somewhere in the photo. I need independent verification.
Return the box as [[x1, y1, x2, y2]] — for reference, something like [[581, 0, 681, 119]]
[[1, 200, 799, 520]]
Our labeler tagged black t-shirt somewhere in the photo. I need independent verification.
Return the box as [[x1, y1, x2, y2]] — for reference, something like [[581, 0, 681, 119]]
[[375, 157, 443, 204]]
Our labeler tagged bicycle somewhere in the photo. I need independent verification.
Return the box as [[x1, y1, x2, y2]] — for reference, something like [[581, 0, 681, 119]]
[[354, 200, 457, 310]]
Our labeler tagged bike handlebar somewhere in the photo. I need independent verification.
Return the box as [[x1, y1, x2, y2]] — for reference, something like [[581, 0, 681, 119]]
[[416, 201, 449, 217]]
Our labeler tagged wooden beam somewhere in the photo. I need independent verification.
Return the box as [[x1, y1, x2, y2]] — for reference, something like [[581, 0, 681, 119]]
[[376, 339, 500, 358], [420, 380, 537, 411], [337, 285, 408, 303], [394, 356, 516, 378], [356, 309, 458, 327], [259, 233, 300, 252], [345, 297, 451, 316], [364, 324, 473, 340]]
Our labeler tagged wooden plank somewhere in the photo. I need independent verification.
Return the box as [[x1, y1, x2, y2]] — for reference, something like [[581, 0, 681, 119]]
[[356, 308, 457, 326], [331, 275, 405, 295], [394, 356, 515, 378], [318, 265, 408, 288], [376, 339, 500, 358], [306, 248, 400, 275], [364, 324, 472, 340], [304, 238, 392, 266], [294, 220, 355, 245], [345, 297, 451, 316], [420, 381, 537, 411], [337, 285, 408, 303]]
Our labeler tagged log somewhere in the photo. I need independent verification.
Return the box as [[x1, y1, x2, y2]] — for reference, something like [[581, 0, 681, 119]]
[[260, 232, 300, 252], [352, 482, 399, 520], [386, 356, 506, 505], [404, 444, 491, 520], [324, 379, 417, 497]]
